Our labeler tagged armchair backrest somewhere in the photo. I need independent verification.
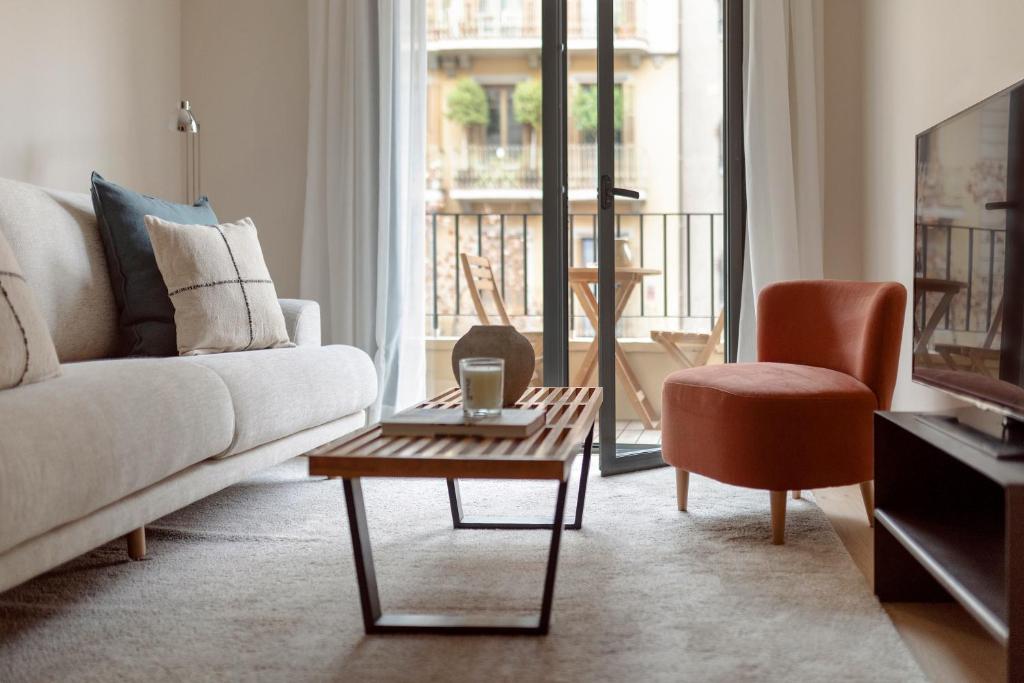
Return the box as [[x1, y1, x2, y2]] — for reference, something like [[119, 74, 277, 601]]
[[757, 280, 907, 409]]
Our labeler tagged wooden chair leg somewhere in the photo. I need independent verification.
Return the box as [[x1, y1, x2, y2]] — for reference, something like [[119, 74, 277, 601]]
[[792, 490, 801, 499], [769, 491, 786, 545], [676, 469, 690, 511], [126, 527, 146, 560], [859, 481, 875, 527]]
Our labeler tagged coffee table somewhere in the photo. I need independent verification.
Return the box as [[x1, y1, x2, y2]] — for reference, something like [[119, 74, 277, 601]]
[[306, 385, 602, 636]]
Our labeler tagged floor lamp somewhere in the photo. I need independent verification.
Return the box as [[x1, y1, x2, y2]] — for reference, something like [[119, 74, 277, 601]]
[[177, 100, 200, 204]]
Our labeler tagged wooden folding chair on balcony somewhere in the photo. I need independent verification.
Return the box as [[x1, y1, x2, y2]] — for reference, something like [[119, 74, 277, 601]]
[[460, 253, 544, 384], [650, 310, 725, 369]]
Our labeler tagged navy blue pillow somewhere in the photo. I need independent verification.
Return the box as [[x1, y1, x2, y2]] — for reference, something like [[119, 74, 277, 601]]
[[90, 172, 218, 356]]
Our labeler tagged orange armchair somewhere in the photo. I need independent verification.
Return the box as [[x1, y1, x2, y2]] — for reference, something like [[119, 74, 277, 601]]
[[661, 280, 906, 544]]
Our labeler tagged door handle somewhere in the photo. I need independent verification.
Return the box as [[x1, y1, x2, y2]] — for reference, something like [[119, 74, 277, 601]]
[[599, 174, 639, 210]]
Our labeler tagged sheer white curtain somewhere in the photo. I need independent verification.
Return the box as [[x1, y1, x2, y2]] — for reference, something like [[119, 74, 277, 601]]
[[302, 0, 426, 418], [737, 0, 824, 361]]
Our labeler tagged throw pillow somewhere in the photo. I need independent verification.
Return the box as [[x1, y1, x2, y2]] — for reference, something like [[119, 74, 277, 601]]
[[143, 215, 293, 355], [0, 229, 60, 388], [90, 172, 219, 357]]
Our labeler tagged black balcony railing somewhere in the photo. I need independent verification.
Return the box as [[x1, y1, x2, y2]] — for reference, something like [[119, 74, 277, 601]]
[[916, 223, 1006, 336], [426, 211, 724, 339]]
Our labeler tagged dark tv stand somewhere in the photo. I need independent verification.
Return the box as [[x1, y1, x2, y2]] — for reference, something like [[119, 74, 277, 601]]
[[874, 412, 1024, 681]]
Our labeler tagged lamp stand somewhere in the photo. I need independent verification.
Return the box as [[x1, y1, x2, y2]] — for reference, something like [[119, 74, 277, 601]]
[[185, 131, 200, 205]]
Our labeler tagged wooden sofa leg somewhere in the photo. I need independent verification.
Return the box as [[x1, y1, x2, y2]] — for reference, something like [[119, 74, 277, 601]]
[[675, 469, 690, 511], [770, 491, 786, 545], [792, 490, 801, 499], [126, 527, 146, 560], [859, 481, 875, 527]]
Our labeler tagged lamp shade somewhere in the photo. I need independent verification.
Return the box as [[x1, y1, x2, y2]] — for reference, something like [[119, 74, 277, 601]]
[[177, 100, 199, 134]]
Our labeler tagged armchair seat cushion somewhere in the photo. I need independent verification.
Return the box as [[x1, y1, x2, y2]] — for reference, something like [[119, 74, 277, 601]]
[[661, 362, 877, 491]]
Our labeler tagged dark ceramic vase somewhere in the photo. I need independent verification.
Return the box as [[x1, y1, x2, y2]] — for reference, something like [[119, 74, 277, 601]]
[[451, 325, 535, 407]]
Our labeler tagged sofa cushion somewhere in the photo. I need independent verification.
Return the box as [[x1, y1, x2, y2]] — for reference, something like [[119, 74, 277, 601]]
[[0, 229, 61, 388], [0, 358, 234, 554], [144, 215, 292, 355], [187, 345, 377, 456], [0, 177, 119, 362], [90, 172, 219, 357]]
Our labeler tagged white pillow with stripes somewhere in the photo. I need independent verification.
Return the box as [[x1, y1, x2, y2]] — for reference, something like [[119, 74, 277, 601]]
[[0, 229, 60, 388], [143, 215, 293, 355]]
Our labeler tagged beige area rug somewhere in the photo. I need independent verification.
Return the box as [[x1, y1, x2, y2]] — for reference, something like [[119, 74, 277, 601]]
[[0, 457, 925, 682]]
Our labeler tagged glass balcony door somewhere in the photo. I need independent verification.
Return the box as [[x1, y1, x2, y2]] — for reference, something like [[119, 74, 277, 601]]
[[423, 0, 743, 476], [423, 1, 552, 399], [594, 0, 666, 474], [581, 0, 737, 475]]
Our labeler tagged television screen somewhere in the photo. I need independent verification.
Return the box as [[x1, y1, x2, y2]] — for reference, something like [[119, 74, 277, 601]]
[[913, 79, 1024, 420]]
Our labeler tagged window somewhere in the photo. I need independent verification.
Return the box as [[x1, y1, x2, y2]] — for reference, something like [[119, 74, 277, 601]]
[[484, 85, 524, 148]]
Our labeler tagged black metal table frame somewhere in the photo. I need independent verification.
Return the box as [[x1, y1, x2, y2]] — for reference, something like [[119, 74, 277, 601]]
[[446, 425, 593, 531], [341, 425, 594, 636]]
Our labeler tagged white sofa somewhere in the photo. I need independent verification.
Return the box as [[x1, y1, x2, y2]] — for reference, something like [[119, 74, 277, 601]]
[[0, 178, 377, 593]]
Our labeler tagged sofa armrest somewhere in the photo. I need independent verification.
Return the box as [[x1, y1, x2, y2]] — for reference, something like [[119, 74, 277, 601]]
[[279, 299, 322, 346]]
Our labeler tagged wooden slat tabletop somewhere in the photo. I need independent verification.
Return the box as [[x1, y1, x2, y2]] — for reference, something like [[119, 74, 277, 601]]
[[567, 267, 661, 283], [307, 386, 602, 481]]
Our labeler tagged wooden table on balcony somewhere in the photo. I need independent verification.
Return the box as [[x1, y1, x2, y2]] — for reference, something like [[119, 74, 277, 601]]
[[568, 266, 661, 430]]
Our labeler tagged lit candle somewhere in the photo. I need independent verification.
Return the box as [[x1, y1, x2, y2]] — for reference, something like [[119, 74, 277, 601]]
[[459, 357, 504, 419]]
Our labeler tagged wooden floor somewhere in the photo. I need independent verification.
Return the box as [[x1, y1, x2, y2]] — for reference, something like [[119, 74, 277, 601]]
[[814, 485, 1005, 683], [612, 420, 662, 445]]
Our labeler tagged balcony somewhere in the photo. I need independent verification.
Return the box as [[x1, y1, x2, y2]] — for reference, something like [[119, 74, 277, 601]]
[[914, 222, 1006, 375], [424, 210, 724, 421], [430, 143, 641, 203], [426, 0, 649, 55]]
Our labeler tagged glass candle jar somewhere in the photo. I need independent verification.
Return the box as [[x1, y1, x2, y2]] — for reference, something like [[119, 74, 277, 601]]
[[459, 357, 504, 419]]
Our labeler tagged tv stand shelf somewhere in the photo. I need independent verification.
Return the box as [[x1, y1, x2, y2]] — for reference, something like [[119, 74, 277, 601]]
[[875, 508, 1006, 640], [875, 412, 1024, 681]]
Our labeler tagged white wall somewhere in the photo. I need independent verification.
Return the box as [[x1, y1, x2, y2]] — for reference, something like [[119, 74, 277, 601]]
[[822, 0, 864, 282], [852, 0, 1024, 410], [0, 0, 308, 297], [0, 0, 183, 198], [181, 0, 309, 298]]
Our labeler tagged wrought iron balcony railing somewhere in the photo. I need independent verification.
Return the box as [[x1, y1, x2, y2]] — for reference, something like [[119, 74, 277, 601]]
[[429, 143, 640, 193], [916, 222, 1005, 335], [426, 211, 724, 339], [426, 0, 647, 43]]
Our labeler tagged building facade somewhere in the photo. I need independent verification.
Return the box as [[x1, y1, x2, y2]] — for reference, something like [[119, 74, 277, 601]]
[[424, 0, 723, 339]]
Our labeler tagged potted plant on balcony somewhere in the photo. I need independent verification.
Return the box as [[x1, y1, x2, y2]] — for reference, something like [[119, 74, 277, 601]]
[[513, 79, 542, 177], [571, 84, 624, 143], [446, 78, 489, 174]]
